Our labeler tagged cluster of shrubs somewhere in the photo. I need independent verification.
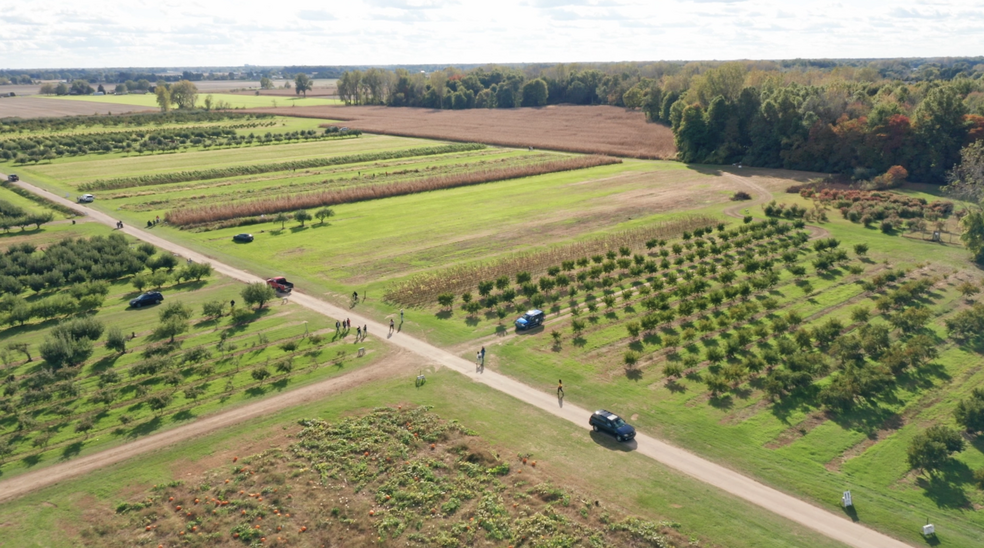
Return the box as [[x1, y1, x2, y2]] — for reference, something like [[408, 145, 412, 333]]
[[0, 111, 273, 135], [806, 188, 954, 233], [0, 199, 53, 232], [762, 200, 806, 219]]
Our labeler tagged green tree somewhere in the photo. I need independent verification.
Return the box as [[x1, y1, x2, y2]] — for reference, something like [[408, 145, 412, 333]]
[[294, 74, 313, 97], [155, 85, 171, 113], [315, 207, 335, 225], [70, 80, 94, 95], [521, 78, 548, 107], [242, 282, 276, 310], [158, 300, 192, 322], [960, 211, 984, 264], [274, 212, 289, 230], [294, 210, 312, 227], [169, 80, 199, 109], [907, 425, 965, 475], [203, 94, 213, 110], [251, 367, 271, 384], [954, 388, 984, 434], [260, 77, 273, 90], [154, 316, 188, 343], [202, 300, 225, 320], [105, 326, 127, 354]]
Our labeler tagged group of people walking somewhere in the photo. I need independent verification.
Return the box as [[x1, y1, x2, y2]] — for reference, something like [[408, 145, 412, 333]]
[[336, 318, 369, 342]]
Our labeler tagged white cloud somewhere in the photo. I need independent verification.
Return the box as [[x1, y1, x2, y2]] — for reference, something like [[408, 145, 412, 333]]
[[1, 0, 982, 69]]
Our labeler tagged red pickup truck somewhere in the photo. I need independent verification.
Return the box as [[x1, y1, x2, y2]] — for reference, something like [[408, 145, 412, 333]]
[[266, 277, 294, 293]]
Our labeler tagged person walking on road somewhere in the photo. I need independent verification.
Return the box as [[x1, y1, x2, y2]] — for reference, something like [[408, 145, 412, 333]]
[[389, 318, 395, 333], [557, 379, 564, 399], [356, 326, 361, 339], [363, 324, 368, 339], [480, 346, 486, 365], [400, 309, 404, 323], [476, 351, 482, 371], [335, 320, 341, 332]]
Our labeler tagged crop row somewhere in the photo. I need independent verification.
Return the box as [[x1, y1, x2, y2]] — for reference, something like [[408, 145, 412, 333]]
[[165, 155, 621, 227], [0, 110, 275, 135], [79, 143, 487, 191], [385, 215, 720, 306]]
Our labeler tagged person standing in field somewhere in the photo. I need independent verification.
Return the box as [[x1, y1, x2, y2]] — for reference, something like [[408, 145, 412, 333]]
[[557, 380, 564, 398], [336, 320, 341, 332], [356, 326, 361, 339], [363, 325, 368, 339]]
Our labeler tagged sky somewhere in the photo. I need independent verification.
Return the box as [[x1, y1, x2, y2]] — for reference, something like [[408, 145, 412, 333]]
[[1, 0, 982, 69]]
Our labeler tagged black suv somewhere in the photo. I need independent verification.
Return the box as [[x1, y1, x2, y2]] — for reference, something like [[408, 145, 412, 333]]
[[129, 291, 164, 308], [6, 174, 19, 182], [589, 410, 636, 442]]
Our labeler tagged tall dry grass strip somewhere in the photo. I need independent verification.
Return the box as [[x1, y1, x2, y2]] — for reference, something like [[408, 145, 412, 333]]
[[165, 155, 621, 227], [384, 215, 717, 306], [79, 143, 487, 191]]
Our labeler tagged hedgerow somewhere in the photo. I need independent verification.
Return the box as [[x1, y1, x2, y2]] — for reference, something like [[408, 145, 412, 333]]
[[80, 143, 487, 191]]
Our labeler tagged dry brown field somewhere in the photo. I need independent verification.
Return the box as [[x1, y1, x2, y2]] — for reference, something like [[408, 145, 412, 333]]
[[249, 104, 677, 159], [0, 97, 152, 118]]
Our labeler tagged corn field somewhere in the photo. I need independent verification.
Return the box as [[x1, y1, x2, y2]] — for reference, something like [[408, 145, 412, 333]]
[[384, 215, 717, 306], [79, 143, 487, 191], [165, 155, 621, 227]]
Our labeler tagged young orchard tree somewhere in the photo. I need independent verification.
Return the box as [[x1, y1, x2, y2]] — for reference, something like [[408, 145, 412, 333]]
[[437, 292, 455, 311], [242, 282, 276, 310], [294, 210, 312, 227], [105, 326, 127, 354], [907, 425, 965, 476], [315, 207, 335, 225], [274, 213, 289, 230]]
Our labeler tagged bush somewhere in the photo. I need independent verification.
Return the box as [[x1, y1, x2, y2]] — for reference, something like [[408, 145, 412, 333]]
[[732, 191, 752, 201]]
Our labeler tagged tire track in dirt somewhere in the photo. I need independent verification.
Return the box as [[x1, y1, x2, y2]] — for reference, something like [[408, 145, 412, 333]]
[[722, 171, 831, 240], [0, 174, 915, 548]]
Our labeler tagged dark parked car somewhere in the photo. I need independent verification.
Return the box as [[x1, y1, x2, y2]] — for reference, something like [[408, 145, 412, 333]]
[[589, 410, 636, 442], [6, 174, 18, 182], [233, 233, 254, 243], [129, 291, 164, 308], [514, 309, 545, 331]]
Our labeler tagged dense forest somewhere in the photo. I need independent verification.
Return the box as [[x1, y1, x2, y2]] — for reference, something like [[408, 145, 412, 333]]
[[337, 58, 984, 183]]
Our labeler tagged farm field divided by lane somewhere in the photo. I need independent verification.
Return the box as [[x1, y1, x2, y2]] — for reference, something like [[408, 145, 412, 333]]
[[0, 369, 851, 548]]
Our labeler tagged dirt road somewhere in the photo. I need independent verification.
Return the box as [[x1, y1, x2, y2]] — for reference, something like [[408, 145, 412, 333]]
[[1, 176, 912, 548]]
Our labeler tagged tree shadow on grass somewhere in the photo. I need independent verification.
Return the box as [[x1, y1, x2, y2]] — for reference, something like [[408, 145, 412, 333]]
[[127, 416, 161, 439], [89, 354, 119, 374], [60, 441, 83, 460], [172, 279, 208, 292], [271, 378, 289, 391], [665, 379, 687, 393], [464, 316, 480, 327], [572, 336, 587, 348], [915, 465, 974, 510], [288, 225, 310, 234], [709, 394, 734, 410], [495, 325, 508, 337], [245, 386, 268, 398], [171, 409, 196, 423], [21, 453, 42, 468], [628, 341, 644, 352], [625, 368, 642, 381], [732, 386, 753, 400], [434, 310, 452, 320]]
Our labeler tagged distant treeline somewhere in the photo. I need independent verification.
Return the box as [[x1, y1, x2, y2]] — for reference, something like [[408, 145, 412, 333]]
[[654, 63, 984, 183], [336, 59, 984, 183]]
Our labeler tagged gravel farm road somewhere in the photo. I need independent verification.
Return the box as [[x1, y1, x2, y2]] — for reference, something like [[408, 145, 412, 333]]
[[0, 175, 912, 548]]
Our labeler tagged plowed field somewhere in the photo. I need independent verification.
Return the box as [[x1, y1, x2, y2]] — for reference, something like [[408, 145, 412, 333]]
[[249, 104, 677, 159]]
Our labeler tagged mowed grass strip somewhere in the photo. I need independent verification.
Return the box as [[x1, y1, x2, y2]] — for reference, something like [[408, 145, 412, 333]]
[[81, 143, 485, 191], [23, 134, 445, 188], [166, 155, 621, 227]]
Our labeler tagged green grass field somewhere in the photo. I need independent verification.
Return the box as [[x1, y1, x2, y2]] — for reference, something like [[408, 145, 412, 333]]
[[42, 93, 342, 110], [0, 370, 849, 548]]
